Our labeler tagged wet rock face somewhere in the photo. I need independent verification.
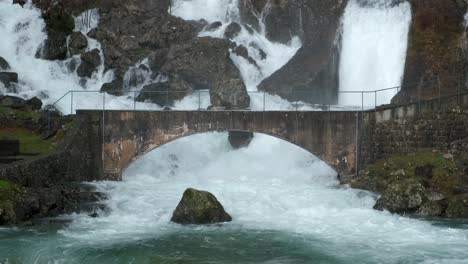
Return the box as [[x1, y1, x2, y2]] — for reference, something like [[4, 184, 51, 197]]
[[162, 37, 250, 109], [136, 80, 193, 107], [100, 78, 124, 96], [95, 1, 194, 80], [0, 57, 10, 71], [171, 188, 232, 225], [224, 22, 242, 39], [228, 131, 254, 149], [36, 3, 75, 61], [0, 72, 18, 90], [77, 49, 101, 78], [0, 183, 106, 225], [68, 32, 88, 56], [373, 180, 426, 213], [257, 0, 347, 105], [239, 0, 299, 43], [393, 0, 468, 104]]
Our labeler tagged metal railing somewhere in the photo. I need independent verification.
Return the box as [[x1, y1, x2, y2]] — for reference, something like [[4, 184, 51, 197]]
[[47, 87, 403, 113], [46, 76, 468, 135]]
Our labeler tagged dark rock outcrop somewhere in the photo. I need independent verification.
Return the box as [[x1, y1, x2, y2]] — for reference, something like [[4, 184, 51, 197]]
[[77, 49, 101, 78], [257, 0, 347, 105], [393, 0, 468, 104], [68, 32, 88, 56], [171, 188, 232, 225], [0, 72, 18, 89], [12, 0, 26, 7], [0, 57, 10, 71], [228, 131, 254, 149], [0, 96, 27, 109], [162, 37, 250, 109], [95, 0, 194, 82], [224, 22, 242, 39], [100, 78, 124, 96], [0, 182, 105, 225], [26, 97, 43, 110], [36, 3, 75, 60], [351, 150, 468, 217], [136, 80, 193, 106], [205, 21, 223, 31]]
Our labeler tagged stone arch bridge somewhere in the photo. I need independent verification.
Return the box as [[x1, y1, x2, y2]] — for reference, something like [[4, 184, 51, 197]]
[[78, 110, 361, 180]]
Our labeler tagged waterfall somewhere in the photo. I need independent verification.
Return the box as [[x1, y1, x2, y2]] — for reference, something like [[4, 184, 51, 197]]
[[172, 0, 302, 110], [338, 0, 411, 108]]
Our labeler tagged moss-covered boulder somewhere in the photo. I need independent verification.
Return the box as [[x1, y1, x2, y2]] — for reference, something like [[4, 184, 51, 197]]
[[351, 150, 468, 217], [373, 180, 426, 213], [171, 188, 232, 225]]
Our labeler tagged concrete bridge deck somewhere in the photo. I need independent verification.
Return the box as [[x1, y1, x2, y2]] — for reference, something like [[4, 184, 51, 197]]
[[77, 110, 361, 180]]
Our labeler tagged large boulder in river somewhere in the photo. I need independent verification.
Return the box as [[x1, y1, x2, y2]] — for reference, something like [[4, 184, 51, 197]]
[[393, 0, 468, 104], [257, 0, 347, 105], [171, 188, 232, 225], [373, 180, 427, 213], [162, 37, 250, 109]]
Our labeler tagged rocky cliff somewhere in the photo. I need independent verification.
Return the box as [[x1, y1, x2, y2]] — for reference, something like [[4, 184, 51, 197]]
[[393, 0, 468, 103]]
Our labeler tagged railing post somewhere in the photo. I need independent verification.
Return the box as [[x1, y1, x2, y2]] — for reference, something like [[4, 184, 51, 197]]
[[47, 110, 51, 136], [361, 92, 364, 111], [198, 90, 201, 110], [295, 91, 299, 112], [166, 89, 169, 108], [263, 91, 266, 112], [374, 90, 377, 110], [102, 92, 106, 162], [70, 91, 73, 115]]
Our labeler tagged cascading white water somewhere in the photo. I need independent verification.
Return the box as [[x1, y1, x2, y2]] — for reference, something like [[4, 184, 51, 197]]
[[57, 132, 468, 263], [1, 1, 468, 263], [172, 0, 303, 110], [339, 0, 411, 108], [0, 1, 208, 113]]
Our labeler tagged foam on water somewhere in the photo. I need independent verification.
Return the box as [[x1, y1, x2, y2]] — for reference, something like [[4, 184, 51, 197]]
[[58, 132, 468, 263], [339, 0, 411, 107]]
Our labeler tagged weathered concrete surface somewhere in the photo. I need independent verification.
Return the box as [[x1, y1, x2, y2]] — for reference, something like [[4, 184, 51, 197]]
[[77, 110, 360, 180]]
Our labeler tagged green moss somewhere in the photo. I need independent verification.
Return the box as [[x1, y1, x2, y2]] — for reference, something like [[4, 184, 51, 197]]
[[0, 128, 56, 154], [0, 180, 19, 206], [0, 106, 41, 122], [357, 150, 463, 195]]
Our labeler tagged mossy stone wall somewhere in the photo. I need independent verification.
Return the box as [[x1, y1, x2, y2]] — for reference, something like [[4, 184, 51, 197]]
[[360, 93, 468, 172]]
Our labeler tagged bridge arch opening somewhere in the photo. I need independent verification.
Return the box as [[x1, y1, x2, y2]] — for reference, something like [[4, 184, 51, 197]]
[[122, 131, 338, 181]]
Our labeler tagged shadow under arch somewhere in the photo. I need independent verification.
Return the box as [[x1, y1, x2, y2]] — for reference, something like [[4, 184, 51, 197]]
[[121, 129, 338, 178]]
